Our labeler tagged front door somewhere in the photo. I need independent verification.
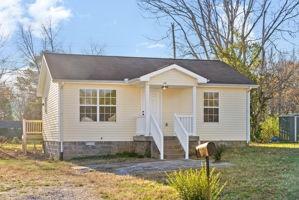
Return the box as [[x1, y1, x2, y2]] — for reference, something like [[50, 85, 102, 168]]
[[150, 88, 162, 127]]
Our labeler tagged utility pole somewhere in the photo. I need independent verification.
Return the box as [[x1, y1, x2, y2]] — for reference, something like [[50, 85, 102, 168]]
[[171, 23, 176, 59]]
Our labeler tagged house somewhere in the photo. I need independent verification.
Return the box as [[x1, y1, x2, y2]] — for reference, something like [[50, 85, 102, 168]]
[[37, 52, 257, 160]]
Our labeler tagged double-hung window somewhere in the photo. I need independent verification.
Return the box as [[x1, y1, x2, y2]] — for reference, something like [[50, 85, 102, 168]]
[[79, 89, 116, 122], [204, 92, 219, 122], [80, 89, 97, 122], [99, 89, 116, 122]]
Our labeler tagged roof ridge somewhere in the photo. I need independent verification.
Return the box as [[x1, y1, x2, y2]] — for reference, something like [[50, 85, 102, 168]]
[[43, 52, 221, 62]]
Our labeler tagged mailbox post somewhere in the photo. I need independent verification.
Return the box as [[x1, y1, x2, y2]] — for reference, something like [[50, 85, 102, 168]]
[[195, 142, 216, 200]]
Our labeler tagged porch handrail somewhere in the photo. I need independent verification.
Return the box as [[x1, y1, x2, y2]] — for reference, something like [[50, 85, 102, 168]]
[[174, 114, 189, 159], [150, 115, 164, 159], [176, 114, 193, 134], [22, 119, 43, 154]]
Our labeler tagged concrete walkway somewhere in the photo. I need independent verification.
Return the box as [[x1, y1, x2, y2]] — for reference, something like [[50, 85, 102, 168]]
[[85, 159, 233, 175]]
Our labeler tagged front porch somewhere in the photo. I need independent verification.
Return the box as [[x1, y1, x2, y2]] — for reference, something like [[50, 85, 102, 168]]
[[133, 65, 203, 159]]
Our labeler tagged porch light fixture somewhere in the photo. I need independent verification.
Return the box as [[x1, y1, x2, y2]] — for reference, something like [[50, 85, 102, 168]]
[[162, 82, 168, 90]]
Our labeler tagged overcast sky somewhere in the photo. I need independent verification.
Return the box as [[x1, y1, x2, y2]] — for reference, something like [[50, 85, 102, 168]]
[[1, 0, 298, 67]]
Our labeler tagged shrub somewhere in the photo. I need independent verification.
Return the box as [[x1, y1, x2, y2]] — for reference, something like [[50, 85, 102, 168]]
[[167, 168, 226, 200], [259, 116, 279, 143], [213, 145, 226, 162]]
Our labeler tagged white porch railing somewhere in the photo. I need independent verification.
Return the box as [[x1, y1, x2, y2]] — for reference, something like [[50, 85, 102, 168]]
[[150, 115, 164, 159], [176, 115, 193, 135], [174, 114, 189, 159], [136, 116, 146, 135]]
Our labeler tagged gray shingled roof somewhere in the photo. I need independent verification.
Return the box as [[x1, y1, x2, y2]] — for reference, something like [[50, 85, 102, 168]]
[[44, 52, 255, 85]]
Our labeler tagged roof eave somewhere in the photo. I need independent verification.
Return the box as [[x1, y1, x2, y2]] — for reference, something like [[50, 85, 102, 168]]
[[200, 83, 258, 89]]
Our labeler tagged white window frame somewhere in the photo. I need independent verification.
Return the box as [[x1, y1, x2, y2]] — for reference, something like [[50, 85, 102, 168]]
[[79, 89, 98, 122], [98, 89, 117, 122], [203, 91, 220, 123], [79, 89, 117, 123]]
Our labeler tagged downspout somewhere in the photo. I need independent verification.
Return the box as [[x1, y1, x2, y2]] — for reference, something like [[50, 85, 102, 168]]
[[246, 88, 251, 144], [59, 82, 64, 160]]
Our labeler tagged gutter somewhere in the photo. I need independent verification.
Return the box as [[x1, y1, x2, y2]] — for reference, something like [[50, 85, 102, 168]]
[[59, 82, 64, 160]]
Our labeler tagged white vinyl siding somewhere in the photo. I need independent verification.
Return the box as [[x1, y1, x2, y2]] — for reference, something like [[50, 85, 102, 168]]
[[149, 69, 197, 86], [197, 87, 247, 141], [62, 83, 141, 141], [42, 72, 60, 141]]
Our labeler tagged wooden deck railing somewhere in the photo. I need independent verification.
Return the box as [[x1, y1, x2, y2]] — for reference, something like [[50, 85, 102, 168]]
[[22, 119, 43, 154]]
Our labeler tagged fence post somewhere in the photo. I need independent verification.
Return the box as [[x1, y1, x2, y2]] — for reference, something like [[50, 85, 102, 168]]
[[22, 119, 27, 155]]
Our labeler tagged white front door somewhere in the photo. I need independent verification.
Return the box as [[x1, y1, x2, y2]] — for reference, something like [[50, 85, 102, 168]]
[[150, 88, 162, 127]]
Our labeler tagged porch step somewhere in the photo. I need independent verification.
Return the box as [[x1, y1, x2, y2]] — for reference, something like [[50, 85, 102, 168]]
[[164, 136, 185, 159]]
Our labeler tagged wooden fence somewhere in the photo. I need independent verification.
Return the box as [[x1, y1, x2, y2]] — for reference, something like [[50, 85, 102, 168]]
[[22, 119, 43, 154]]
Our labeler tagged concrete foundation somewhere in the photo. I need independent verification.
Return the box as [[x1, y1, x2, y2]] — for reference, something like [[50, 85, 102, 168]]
[[44, 138, 246, 160]]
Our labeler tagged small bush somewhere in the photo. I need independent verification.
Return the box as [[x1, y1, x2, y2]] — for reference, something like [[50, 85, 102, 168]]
[[167, 168, 226, 200], [260, 116, 279, 143], [213, 145, 226, 162]]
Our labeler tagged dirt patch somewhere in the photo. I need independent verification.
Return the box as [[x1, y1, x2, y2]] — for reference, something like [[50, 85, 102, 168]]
[[1, 185, 101, 200]]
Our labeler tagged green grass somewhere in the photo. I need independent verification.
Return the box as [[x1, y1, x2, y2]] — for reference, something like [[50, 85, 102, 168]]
[[220, 143, 299, 199], [0, 143, 298, 199], [0, 143, 43, 152]]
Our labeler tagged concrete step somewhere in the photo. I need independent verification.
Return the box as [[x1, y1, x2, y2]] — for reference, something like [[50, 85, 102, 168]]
[[164, 136, 185, 159], [164, 149, 185, 154], [164, 154, 185, 159]]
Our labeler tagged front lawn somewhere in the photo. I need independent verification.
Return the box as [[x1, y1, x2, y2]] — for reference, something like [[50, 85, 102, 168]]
[[220, 143, 299, 199], [0, 143, 298, 199]]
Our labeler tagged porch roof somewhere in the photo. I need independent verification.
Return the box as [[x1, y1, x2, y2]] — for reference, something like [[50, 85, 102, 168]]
[[43, 52, 255, 85]]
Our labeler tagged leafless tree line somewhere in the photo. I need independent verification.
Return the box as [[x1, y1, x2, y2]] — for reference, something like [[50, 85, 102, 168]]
[[139, 0, 299, 138], [139, 0, 298, 62]]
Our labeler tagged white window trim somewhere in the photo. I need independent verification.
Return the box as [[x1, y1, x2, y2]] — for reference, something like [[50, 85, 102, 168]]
[[98, 89, 117, 123], [79, 88, 117, 123], [203, 91, 220, 123], [79, 89, 98, 123]]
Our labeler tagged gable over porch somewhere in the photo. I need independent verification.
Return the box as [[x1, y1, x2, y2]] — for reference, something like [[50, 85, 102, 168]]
[[133, 64, 209, 159]]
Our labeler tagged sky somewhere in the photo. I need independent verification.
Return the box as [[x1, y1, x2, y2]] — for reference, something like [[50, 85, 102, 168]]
[[0, 0, 298, 68], [1, 0, 172, 64]]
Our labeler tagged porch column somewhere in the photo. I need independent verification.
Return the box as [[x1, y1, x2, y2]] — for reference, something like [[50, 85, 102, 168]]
[[145, 82, 150, 135], [192, 86, 197, 136]]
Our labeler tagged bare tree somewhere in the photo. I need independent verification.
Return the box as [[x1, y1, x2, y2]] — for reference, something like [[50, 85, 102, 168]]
[[139, 0, 299, 139], [269, 55, 299, 115], [17, 25, 41, 72], [15, 19, 63, 120], [139, 0, 299, 64], [83, 40, 105, 55], [17, 18, 63, 73], [0, 24, 9, 79], [41, 19, 62, 52]]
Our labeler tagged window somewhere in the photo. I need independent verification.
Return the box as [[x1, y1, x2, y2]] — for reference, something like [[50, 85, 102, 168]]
[[79, 89, 116, 122], [80, 89, 97, 122], [204, 92, 219, 122], [99, 89, 116, 122]]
